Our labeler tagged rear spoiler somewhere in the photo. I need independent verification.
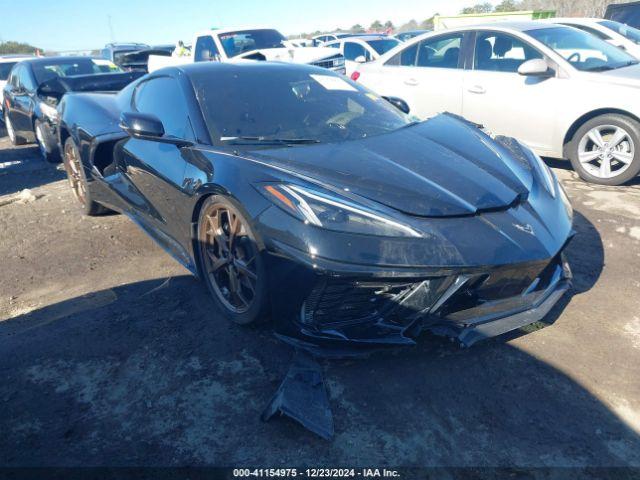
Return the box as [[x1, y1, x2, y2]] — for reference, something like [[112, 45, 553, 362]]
[[38, 71, 144, 99], [119, 48, 172, 65]]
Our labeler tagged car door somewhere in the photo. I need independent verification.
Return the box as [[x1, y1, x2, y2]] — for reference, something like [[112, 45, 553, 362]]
[[343, 41, 370, 76], [368, 32, 467, 120], [5, 64, 36, 136], [120, 75, 195, 246], [462, 30, 565, 154], [194, 35, 221, 62]]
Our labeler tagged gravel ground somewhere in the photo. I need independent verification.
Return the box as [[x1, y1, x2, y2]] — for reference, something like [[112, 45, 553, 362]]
[[0, 124, 639, 468]]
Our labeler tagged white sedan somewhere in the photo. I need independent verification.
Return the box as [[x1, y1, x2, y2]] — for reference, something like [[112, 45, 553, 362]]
[[325, 36, 400, 75], [548, 18, 640, 59], [352, 21, 640, 185]]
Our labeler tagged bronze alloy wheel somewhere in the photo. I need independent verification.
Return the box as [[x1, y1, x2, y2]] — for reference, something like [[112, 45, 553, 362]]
[[199, 202, 260, 315], [64, 140, 86, 206]]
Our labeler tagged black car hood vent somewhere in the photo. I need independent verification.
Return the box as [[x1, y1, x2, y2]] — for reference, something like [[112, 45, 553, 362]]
[[251, 114, 534, 218]]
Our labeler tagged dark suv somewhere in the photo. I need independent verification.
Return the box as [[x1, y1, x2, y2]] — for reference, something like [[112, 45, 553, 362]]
[[101, 43, 149, 68], [605, 1, 640, 28]]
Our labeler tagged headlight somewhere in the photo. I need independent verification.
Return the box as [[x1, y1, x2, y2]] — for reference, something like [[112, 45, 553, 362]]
[[259, 183, 421, 238], [39, 102, 59, 122]]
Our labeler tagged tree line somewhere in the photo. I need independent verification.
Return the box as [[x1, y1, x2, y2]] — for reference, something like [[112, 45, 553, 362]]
[[461, 0, 628, 17], [0, 41, 40, 55], [295, 0, 631, 38]]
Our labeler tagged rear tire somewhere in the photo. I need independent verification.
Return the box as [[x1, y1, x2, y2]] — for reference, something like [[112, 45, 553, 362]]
[[196, 195, 269, 325], [4, 112, 26, 146], [568, 114, 640, 186], [62, 137, 109, 216]]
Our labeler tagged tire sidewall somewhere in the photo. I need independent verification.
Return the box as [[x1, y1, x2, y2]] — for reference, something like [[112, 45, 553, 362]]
[[64, 137, 92, 215], [196, 195, 269, 325], [35, 120, 55, 162], [569, 114, 640, 186], [5, 112, 19, 146]]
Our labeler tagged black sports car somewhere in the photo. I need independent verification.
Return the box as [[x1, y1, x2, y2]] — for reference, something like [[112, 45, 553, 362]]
[[57, 62, 574, 352]]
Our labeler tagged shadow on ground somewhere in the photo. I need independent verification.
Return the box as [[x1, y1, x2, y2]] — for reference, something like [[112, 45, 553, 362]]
[[0, 125, 65, 196], [0, 202, 637, 467]]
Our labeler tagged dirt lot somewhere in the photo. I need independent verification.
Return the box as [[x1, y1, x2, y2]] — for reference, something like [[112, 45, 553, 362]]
[[0, 123, 639, 469]]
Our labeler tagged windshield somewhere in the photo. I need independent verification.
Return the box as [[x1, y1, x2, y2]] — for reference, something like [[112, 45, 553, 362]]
[[219, 29, 287, 58], [527, 26, 637, 71], [367, 39, 401, 55], [0, 62, 18, 81], [193, 66, 411, 146], [32, 59, 124, 85], [599, 19, 640, 44]]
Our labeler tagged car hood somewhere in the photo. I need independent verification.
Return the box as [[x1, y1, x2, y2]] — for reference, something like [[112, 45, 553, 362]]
[[235, 46, 340, 64], [581, 63, 640, 88], [249, 114, 535, 217]]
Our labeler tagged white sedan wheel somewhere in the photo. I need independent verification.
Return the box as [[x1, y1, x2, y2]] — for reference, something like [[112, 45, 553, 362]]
[[577, 124, 634, 180]]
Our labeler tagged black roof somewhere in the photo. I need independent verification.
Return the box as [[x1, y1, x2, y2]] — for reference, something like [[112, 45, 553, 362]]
[[19, 56, 98, 66], [172, 60, 331, 78]]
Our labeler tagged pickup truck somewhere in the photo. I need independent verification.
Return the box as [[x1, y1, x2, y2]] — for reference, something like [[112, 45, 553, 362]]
[[148, 28, 346, 74]]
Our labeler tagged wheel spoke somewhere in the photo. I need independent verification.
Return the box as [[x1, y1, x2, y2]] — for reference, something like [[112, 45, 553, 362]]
[[588, 129, 605, 148], [578, 150, 601, 163], [229, 212, 242, 250], [240, 274, 256, 294], [228, 270, 240, 294], [600, 157, 612, 178], [235, 259, 257, 280], [235, 290, 249, 308], [206, 212, 220, 236], [206, 250, 228, 272], [609, 128, 628, 149], [612, 150, 633, 165]]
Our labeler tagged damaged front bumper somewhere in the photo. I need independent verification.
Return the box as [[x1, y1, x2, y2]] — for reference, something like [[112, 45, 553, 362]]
[[267, 241, 572, 354]]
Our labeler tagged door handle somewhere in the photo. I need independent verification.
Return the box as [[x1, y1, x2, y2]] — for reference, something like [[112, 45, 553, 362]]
[[404, 78, 419, 86], [467, 85, 486, 94]]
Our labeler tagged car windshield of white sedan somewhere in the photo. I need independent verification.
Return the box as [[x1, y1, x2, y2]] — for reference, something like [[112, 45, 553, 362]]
[[219, 29, 287, 58], [367, 39, 401, 55], [598, 20, 640, 44], [527, 26, 638, 71], [195, 69, 411, 146]]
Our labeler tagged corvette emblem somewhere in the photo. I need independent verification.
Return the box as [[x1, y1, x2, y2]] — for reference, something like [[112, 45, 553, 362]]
[[513, 223, 535, 235]]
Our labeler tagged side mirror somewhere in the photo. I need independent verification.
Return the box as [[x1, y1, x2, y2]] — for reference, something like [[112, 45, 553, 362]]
[[382, 96, 410, 114], [354, 55, 367, 64], [518, 58, 554, 77], [119, 112, 193, 146]]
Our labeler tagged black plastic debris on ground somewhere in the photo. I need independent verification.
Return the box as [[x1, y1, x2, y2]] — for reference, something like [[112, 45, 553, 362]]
[[261, 349, 334, 440]]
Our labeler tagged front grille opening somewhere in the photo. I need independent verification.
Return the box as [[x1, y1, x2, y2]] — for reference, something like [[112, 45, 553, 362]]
[[301, 279, 418, 328], [311, 54, 345, 69], [436, 254, 565, 322]]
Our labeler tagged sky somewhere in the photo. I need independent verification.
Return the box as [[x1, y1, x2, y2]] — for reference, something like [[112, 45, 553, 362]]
[[0, 0, 495, 51]]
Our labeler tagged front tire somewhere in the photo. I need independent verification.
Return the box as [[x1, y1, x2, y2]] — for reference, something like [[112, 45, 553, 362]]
[[35, 120, 60, 163], [196, 195, 269, 325], [62, 137, 109, 216], [568, 114, 640, 186], [4, 112, 26, 146]]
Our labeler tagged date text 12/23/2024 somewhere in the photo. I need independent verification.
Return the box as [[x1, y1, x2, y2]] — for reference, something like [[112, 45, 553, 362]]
[[233, 469, 401, 478]]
